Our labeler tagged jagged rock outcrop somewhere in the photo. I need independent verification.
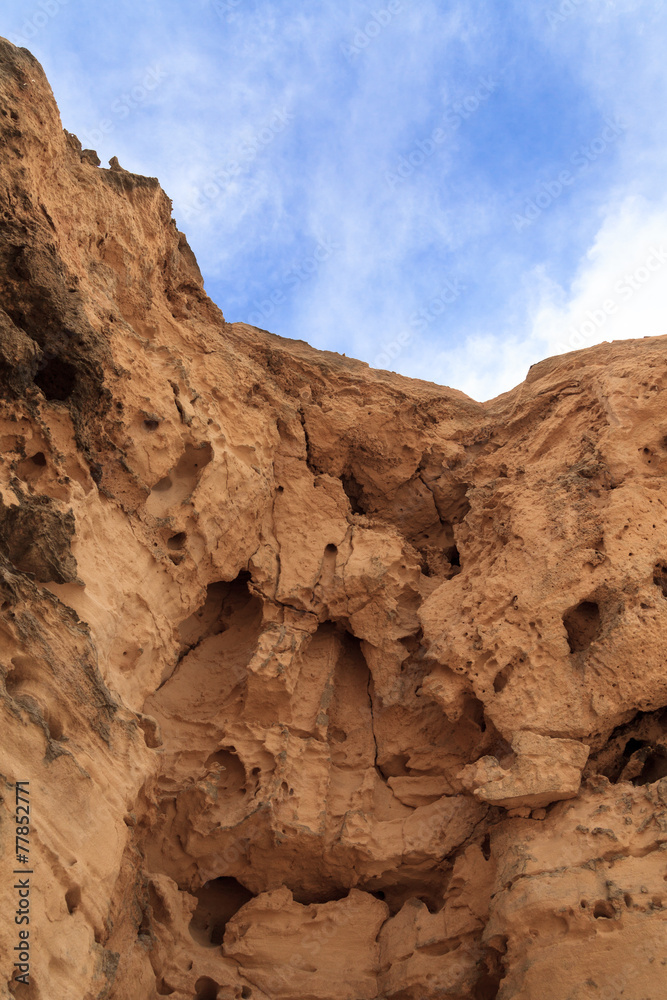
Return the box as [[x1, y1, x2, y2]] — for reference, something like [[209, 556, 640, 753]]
[[1, 38, 666, 1000]]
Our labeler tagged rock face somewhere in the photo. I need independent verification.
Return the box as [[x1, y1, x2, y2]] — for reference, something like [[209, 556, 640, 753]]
[[1, 37, 666, 1000]]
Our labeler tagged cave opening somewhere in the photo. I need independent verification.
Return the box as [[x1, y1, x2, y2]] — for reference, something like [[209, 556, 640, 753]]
[[341, 472, 365, 514], [33, 356, 77, 400], [188, 877, 254, 948], [194, 977, 219, 1000], [563, 600, 601, 653], [177, 571, 254, 653], [446, 544, 461, 568], [653, 563, 667, 598], [634, 746, 667, 785]]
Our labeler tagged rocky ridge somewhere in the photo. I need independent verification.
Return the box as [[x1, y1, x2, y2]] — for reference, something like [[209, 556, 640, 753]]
[[0, 37, 666, 1000]]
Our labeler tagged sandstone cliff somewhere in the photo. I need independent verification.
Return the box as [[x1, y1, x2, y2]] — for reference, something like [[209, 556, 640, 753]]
[[0, 38, 666, 1000]]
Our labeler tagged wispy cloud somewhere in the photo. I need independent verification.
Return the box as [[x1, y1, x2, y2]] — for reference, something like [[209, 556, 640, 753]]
[[407, 196, 667, 401], [2, 0, 666, 401], [532, 197, 667, 354]]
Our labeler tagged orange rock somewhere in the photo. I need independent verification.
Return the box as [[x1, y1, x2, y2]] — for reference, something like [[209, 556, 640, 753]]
[[458, 732, 590, 809], [1, 35, 667, 1000]]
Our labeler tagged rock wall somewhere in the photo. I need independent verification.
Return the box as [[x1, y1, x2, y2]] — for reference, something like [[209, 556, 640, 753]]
[[0, 37, 666, 1000]]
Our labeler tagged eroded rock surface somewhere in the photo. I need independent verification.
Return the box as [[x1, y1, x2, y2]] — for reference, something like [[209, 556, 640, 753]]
[[0, 37, 666, 1000]]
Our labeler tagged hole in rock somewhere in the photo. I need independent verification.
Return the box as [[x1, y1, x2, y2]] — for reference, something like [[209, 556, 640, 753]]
[[195, 977, 219, 1000], [156, 978, 175, 995], [416, 894, 441, 914], [634, 746, 667, 785], [177, 572, 253, 652], [167, 532, 186, 550], [493, 663, 513, 694], [446, 545, 461, 567], [146, 442, 213, 515], [241, 989, 252, 999], [481, 834, 491, 861], [33, 357, 77, 401], [653, 563, 667, 598], [205, 749, 247, 796], [466, 696, 487, 732], [587, 707, 667, 783], [359, 879, 444, 916], [341, 472, 365, 514], [474, 973, 502, 1000], [624, 737, 647, 758], [472, 945, 506, 1000], [563, 601, 601, 653], [29, 452, 47, 467], [624, 893, 633, 908], [65, 887, 81, 914], [593, 900, 615, 919], [376, 752, 415, 780], [188, 878, 254, 947], [411, 519, 461, 579], [326, 630, 378, 771], [319, 543, 338, 585], [143, 419, 159, 431], [151, 475, 173, 493]]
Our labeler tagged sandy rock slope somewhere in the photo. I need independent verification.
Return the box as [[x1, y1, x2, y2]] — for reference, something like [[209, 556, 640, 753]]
[[0, 37, 666, 1000]]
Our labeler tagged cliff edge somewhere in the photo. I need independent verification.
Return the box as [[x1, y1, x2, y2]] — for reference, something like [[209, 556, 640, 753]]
[[1, 37, 666, 1000]]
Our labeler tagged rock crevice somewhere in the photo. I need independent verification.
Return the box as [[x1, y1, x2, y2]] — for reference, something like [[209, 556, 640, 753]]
[[1, 36, 666, 1000]]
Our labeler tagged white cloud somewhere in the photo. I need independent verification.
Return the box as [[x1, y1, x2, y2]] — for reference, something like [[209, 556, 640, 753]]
[[531, 196, 667, 352], [3, 0, 667, 407], [401, 196, 667, 402]]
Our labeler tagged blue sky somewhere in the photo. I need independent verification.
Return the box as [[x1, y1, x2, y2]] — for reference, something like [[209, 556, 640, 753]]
[[4, 0, 667, 400]]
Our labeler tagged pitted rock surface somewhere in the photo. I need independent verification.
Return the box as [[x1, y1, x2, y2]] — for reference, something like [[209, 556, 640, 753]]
[[1, 36, 666, 1000]]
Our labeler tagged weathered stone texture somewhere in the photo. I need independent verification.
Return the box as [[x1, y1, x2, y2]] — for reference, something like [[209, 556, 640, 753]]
[[1, 37, 666, 1000]]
